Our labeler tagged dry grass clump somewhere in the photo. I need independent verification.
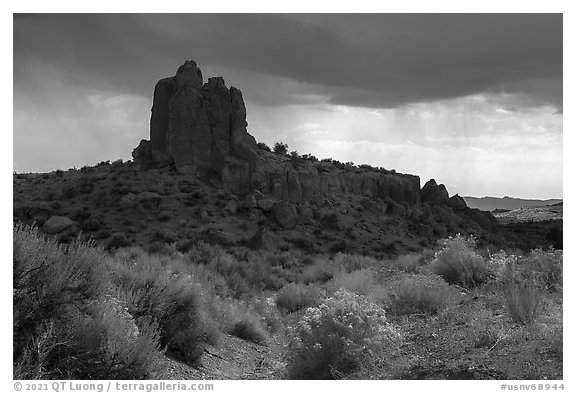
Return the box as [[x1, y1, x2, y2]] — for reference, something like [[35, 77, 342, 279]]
[[386, 274, 460, 316], [484, 249, 557, 325], [503, 278, 542, 325], [211, 299, 268, 344], [276, 283, 319, 313], [390, 253, 423, 273]]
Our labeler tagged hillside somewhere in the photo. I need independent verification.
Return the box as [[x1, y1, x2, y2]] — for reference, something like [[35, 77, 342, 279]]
[[463, 196, 562, 212], [13, 61, 510, 257], [494, 203, 563, 224]]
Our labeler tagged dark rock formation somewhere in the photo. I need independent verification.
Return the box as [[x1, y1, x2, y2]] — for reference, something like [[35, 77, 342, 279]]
[[134, 61, 421, 206], [449, 194, 468, 210], [421, 179, 449, 204], [134, 60, 260, 181]]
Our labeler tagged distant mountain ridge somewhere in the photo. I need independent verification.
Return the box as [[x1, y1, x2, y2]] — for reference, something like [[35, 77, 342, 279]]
[[463, 196, 563, 212]]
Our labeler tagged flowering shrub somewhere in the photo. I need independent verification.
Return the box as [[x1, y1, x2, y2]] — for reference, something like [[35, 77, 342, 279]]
[[428, 234, 489, 288], [486, 250, 519, 282], [286, 290, 402, 379], [523, 248, 562, 293]]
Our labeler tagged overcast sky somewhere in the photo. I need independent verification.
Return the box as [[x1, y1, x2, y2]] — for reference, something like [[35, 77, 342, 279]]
[[13, 13, 562, 199]]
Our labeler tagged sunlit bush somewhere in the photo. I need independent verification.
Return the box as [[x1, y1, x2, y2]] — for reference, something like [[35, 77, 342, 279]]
[[428, 234, 490, 288], [286, 290, 402, 379]]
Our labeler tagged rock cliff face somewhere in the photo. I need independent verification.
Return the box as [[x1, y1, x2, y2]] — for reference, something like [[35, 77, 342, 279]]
[[133, 61, 422, 205], [138, 60, 261, 184], [420, 179, 449, 204]]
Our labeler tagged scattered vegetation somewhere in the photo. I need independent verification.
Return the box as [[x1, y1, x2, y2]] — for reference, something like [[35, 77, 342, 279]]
[[256, 142, 271, 152], [386, 273, 459, 316], [13, 216, 563, 380], [273, 142, 289, 155]]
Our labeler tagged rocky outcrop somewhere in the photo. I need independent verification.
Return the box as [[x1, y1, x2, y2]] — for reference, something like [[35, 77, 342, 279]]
[[421, 179, 449, 204], [449, 194, 467, 210], [134, 60, 261, 179], [133, 61, 421, 207]]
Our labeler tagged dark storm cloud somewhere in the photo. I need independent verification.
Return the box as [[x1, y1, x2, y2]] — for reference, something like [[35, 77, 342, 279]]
[[13, 13, 562, 110]]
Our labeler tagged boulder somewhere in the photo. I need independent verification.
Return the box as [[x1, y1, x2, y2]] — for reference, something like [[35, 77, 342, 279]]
[[360, 197, 383, 214], [273, 202, 299, 229], [258, 198, 275, 212], [42, 216, 75, 234], [14, 203, 53, 226]]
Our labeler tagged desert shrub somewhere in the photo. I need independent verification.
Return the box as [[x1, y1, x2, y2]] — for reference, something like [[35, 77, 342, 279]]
[[109, 252, 216, 365], [230, 320, 267, 344], [13, 225, 164, 379], [273, 142, 289, 155], [250, 297, 283, 335], [328, 240, 349, 253], [276, 283, 319, 313], [503, 278, 542, 325], [320, 212, 339, 230], [187, 243, 281, 296], [328, 269, 387, 304], [211, 299, 268, 344], [300, 258, 336, 284], [545, 225, 563, 249], [286, 290, 402, 379], [486, 250, 519, 282], [13, 226, 103, 360], [386, 274, 459, 316], [290, 150, 301, 160], [302, 153, 318, 162], [56, 299, 162, 379], [391, 253, 423, 273], [522, 248, 562, 293], [428, 234, 490, 288], [256, 142, 272, 152], [61, 184, 77, 199]]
